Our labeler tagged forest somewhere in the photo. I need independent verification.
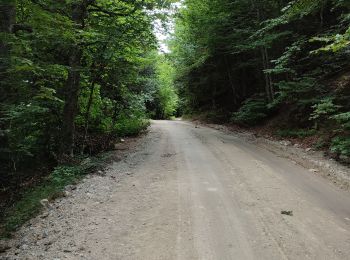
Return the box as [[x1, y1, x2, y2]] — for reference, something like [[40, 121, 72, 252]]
[[0, 0, 349, 235], [0, 0, 178, 233], [170, 0, 350, 160]]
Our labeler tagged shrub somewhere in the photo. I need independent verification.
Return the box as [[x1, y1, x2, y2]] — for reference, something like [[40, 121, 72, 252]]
[[115, 116, 150, 137], [231, 97, 269, 126], [332, 112, 350, 130], [331, 137, 350, 157], [310, 98, 340, 121], [329, 112, 350, 157]]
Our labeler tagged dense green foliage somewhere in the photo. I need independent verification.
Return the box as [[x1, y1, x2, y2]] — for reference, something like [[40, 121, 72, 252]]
[[0, 0, 179, 221], [153, 56, 179, 119], [171, 0, 350, 159]]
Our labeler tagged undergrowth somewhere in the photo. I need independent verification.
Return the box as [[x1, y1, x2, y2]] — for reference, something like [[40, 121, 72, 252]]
[[331, 137, 350, 157], [276, 128, 317, 138], [0, 154, 110, 239], [115, 117, 150, 137], [231, 97, 270, 126]]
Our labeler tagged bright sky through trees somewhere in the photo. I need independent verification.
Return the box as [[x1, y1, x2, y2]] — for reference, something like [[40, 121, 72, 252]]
[[154, 2, 182, 53]]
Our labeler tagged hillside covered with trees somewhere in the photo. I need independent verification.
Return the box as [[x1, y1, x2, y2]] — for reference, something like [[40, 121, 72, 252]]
[[0, 0, 179, 232], [171, 0, 350, 160]]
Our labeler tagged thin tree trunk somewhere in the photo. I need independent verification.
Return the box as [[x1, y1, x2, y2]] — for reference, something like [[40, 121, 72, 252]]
[[81, 42, 108, 154], [261, 47, 271, 102], [264, 47, 274, 99], [81, 80, 96, 154], [260, 47, 274, 102], [241, 69, 247, 98], [211, 76, 216, 110], [250, 0, 274, 102], [106, 102, 119, 146], [225, 57, 238, 106]]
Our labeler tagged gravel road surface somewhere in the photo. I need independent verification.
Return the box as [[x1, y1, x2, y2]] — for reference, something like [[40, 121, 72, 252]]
[[2, 120, 350, 260]]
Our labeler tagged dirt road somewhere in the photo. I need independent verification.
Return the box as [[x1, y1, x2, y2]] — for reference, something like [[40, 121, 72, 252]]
[[2, 120, 350, 260]]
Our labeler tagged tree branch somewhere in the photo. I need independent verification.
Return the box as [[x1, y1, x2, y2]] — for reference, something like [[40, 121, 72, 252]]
[[88, 2, 140, 17], [30, 0, 69, 17], [12, 24, 33, 33]]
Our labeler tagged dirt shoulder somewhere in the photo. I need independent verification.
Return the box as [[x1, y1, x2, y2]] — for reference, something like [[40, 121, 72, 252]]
[[195, 121, 350, 192], [0, 132, 150, 257]]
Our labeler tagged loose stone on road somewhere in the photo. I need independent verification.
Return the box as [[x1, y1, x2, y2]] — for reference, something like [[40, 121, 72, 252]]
[[2, 120, 350, 260]]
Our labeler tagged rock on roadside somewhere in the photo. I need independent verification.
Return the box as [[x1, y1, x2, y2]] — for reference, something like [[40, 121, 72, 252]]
[[0, 241, 11, 253]]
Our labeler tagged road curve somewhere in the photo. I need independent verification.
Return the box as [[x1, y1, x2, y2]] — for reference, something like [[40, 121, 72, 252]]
[[2, 120, 350, 260]]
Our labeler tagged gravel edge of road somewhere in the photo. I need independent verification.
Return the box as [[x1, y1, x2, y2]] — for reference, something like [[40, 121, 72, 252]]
[[197, 122, 350, 192], [1, 121, 350, 259], [0, 131, 152, 257]]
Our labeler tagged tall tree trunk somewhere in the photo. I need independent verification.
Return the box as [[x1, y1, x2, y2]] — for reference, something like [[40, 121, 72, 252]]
[[81, 42, 108, 154], [60, 2, 88, 157], [0, 0, 16, 97], [250, 0, 274, 102], [0, 1, 16, 171], [61, 51, 82, 156], [0, 0, 15, 32]]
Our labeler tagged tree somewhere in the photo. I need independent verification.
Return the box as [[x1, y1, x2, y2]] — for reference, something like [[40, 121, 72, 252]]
[[0, 0, 175, 199], [171, 0, 350, 156]]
